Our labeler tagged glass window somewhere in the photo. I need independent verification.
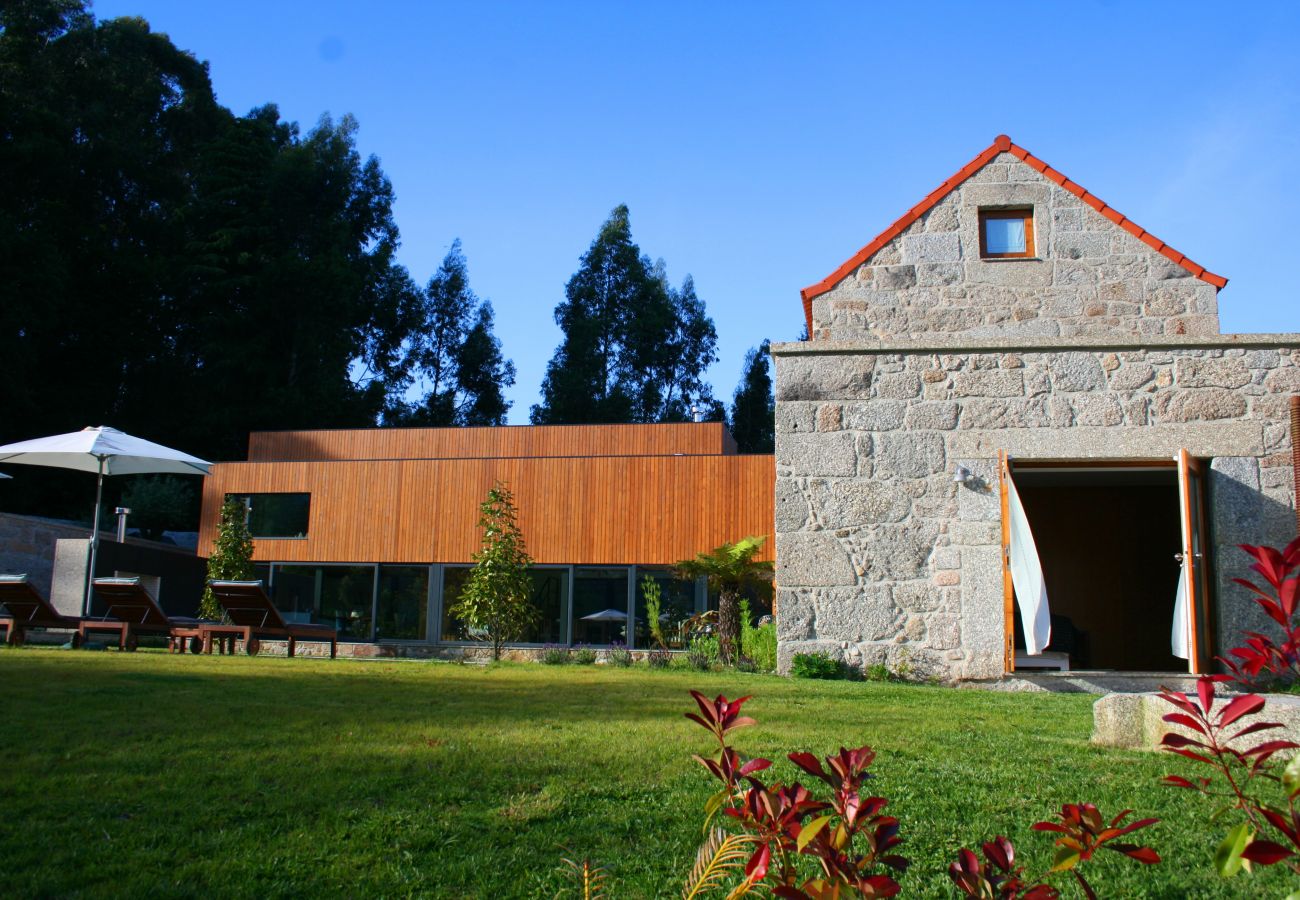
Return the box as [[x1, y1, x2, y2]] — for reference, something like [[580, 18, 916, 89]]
[[440, 566, 474, 642], [230, 493, 310, 538], [572, 567, 630, 646], [979, 208, 1034, 259], [441, 565, 568, 644], [375, 566, 429, 641], [634, 568, 699, 649], [271, 564, 375, 640], [984, 217, 1024, 254]]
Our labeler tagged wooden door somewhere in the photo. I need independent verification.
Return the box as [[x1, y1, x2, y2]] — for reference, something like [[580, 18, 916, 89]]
[[1177, 450, 1213, 673], [998, 451, 1015, 673]]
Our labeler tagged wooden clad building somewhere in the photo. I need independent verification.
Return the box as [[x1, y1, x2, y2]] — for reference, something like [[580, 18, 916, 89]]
[[198, 423, 774, 649]]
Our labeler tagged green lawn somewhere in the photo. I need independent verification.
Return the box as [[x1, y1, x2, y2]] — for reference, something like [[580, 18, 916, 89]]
[[0, 649, 1287, 898]]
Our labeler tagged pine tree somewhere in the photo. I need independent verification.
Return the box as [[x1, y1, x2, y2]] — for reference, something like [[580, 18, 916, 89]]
[[531, 205, 718, 424], [199, 497, 255, 619], [730, 340, 775, 453], [451, 483, 537, 660]]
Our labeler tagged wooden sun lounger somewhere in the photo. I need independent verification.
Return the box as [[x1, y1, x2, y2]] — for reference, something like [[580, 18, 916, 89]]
[[206, 580, 338, 658], [82, 577, 209, 653], [0, 575, 82, 647]]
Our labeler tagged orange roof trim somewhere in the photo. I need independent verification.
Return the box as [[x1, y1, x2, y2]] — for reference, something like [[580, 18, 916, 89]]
[[799, 134, 1228, 337]]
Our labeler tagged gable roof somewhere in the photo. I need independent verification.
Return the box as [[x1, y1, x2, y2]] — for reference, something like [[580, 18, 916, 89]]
[[799, 134, 1228, 337]]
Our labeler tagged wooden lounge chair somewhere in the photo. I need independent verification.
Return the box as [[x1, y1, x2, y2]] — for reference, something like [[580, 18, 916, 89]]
[[0, 574, 82, 647], [81, 577, 208, 653], [206, 580, 338, 658]]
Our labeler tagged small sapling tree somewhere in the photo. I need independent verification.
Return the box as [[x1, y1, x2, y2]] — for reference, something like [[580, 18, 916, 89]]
[[200, 497, 254, 619], [452, 482, 537, 660]]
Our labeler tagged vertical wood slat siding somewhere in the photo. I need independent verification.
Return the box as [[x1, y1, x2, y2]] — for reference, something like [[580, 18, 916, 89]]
[[246, 422, 733, 462], [198, 455, 775, 565]]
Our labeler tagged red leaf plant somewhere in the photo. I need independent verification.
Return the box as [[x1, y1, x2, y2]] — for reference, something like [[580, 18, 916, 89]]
[[948, 804, 1159, 900], [683, 691, 1158, 899], [1221, 537, 1300, 684], [1159, 673, 1300, 880]]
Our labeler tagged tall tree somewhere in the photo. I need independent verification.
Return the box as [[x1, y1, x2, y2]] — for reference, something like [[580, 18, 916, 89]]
[[385, 241, 515, 426], [0, 1, 426, 519], [531, 205, 719, 424], [730, 340, 775, 453]]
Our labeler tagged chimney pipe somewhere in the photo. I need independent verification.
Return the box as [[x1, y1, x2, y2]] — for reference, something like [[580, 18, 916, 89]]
[[1292, 395, 1300, 536]]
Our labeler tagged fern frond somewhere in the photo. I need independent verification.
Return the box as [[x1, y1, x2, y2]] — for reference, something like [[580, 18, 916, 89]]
[[682, 828, 757, 899], [560, 856, 607, 899]]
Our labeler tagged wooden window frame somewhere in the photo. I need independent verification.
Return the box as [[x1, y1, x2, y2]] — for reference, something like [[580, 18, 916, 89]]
[[979, 207, 1035, 259]]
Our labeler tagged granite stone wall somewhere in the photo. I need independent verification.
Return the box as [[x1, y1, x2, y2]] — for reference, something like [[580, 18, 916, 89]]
[[772, 337, 1299, 681], [809, 151, 1221, 341]]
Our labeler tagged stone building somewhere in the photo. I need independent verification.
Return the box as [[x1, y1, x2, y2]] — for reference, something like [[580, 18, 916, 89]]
[[771, 135, 1299, 682]]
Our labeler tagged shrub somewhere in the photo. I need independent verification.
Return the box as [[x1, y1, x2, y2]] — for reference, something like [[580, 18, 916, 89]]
[[682, 690, 1158, 897], [200, 497, 254, 620], [738, 599, 776, 673], [865, 663, 892, 683], [645, 647, 671, 669], [1159, 674, 1300, 883], [640, 575, 666, 650], [686, 635, 719, 671], [541, 643, 569, 665], [605, 641, 632, 667], [573, 645, 598, 665], [790, 651, 844, 680]]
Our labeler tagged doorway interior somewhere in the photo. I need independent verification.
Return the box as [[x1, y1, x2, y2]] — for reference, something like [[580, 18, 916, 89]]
[[1007, 461, 1193, 673]]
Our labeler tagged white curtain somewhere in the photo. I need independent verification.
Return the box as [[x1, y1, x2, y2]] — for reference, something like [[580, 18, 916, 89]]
[[1172, 562, 1191, 660], [1006, 472, 1051, 655]]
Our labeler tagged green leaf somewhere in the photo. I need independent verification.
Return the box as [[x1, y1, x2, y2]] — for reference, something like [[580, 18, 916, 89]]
[[797, 815, 833, 852], [1050, 846, 1081, 872], [1214, 823, 1253, 878], [702, 789, 730, 833], [1284, 755, 1300, 795]]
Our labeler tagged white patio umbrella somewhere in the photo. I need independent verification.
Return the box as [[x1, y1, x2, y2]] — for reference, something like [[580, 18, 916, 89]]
[[580, 609, 629, 622], [0, 426, 211, 614], [0, 472, 11, 479]]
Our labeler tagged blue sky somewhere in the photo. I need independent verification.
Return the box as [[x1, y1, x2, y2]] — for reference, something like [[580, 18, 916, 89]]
[[95, 1, 1300, 423]]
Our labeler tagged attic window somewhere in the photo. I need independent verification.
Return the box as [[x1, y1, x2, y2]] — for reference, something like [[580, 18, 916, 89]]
[[979, 208, 1035, 259]]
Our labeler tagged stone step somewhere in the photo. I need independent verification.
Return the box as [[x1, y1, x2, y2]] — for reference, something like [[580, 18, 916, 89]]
[[963, 671, 1202, 695]]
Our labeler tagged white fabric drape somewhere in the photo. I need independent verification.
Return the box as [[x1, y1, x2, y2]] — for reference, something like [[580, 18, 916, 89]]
[[1172, 561, 1191, 660], [1006, 472, 1051, 655]]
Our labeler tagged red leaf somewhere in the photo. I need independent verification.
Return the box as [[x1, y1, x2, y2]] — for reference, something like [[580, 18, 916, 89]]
[[1161, 733, 1210, 751], [1031, 822, 1066, 833], [1218, 694, 1266, 728], [1161, 711, 1207, 734], [1197, 676, 1215, 713], [745, 843, 771, 881], [1227, 721, 1283, 743], [1162, 775, 1198, 789], [1109, 844, 1161, 864], [1240, 840, 1296, 865]]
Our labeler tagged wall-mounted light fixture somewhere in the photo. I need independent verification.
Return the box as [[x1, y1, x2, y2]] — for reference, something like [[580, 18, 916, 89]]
[[953, 465, 974, 485]]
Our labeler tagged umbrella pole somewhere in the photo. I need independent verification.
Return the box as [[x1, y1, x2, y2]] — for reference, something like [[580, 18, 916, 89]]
[[84, 456, 105, 617]]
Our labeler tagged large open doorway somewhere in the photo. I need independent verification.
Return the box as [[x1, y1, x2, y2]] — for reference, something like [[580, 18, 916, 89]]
[[999, 456, 1213, 674]]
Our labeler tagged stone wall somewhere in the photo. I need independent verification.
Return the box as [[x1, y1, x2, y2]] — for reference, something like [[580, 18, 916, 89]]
[[809, 151, 1221, 341], [0, 512, 92, 600], [772, 336, 1299, 681]]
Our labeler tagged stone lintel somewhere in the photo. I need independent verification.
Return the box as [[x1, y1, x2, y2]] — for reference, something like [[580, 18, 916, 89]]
[[945, 422, 1264, 460]]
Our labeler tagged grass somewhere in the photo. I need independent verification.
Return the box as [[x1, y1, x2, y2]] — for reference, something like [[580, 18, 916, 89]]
[[0, 649, 1291, 898]]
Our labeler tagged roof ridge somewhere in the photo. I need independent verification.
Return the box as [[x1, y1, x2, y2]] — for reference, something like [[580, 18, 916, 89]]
[[799, 135, 1227, 338]]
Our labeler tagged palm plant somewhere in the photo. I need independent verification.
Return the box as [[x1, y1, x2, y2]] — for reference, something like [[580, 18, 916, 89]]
[[677, 536, 773, 666]]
